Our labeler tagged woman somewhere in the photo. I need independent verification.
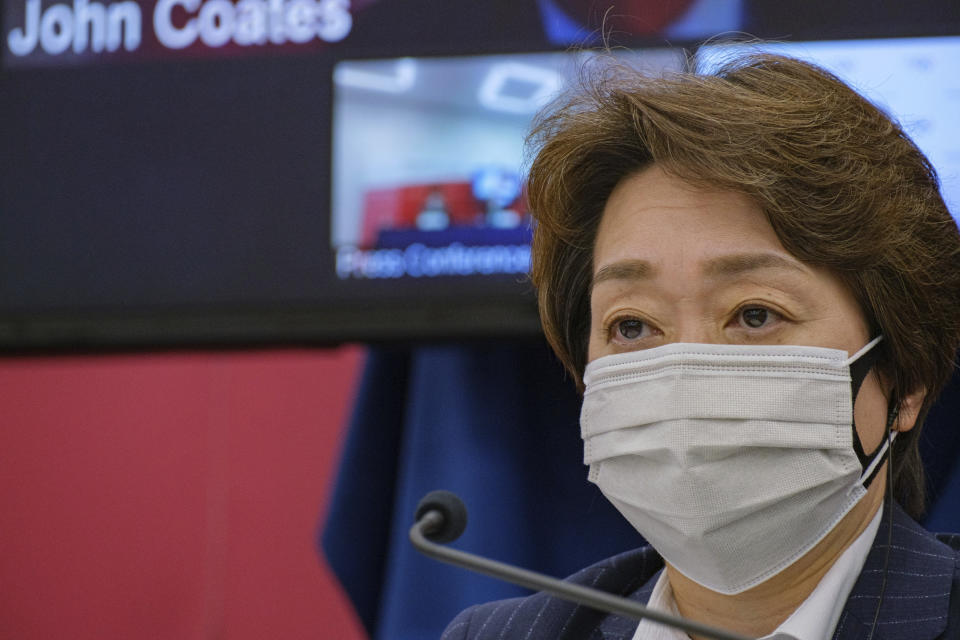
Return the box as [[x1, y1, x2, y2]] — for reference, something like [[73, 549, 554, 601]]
[[442, 52, 960, 639]]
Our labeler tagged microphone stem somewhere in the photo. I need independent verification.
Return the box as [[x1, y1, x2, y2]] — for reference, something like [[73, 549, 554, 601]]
[[410, 511, 754, 640]]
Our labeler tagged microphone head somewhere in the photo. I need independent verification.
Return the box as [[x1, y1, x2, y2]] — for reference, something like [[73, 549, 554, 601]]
[[415, 490, 468, 543]]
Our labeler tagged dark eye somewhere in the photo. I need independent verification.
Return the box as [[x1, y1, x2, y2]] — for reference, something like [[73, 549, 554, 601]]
[[740, 307, 769, 328], [617, 319, 646, 340]]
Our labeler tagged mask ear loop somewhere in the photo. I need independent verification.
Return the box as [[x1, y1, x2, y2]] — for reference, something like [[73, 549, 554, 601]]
[[866, 403, 899, 640], [848, 336, 885, 473]]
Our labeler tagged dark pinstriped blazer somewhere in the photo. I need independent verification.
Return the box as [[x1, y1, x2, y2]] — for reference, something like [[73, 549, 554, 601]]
[[441, 504, 960, 640]]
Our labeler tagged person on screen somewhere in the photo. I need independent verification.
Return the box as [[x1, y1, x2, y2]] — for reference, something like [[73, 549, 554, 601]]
[[441, 52, 960, 639]]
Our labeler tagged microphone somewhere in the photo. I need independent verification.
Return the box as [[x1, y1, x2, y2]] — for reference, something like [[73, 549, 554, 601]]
[[410, 490, 754, 640]]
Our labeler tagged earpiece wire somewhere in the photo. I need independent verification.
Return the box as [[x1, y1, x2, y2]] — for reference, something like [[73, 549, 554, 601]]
[[866, 407, 898, 639]]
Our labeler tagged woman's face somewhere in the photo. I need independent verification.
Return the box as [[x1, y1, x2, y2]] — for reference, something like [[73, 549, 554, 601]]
[[587, 164, 892, 453]]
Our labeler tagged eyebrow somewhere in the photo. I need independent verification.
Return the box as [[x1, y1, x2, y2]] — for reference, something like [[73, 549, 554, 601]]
[[702, 253, 809, 279], [591, 253, 808, 290], [591, 260, 655, 289]]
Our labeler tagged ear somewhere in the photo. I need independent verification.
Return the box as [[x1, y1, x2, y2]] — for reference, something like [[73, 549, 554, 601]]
[[893, 387, 927, 432]]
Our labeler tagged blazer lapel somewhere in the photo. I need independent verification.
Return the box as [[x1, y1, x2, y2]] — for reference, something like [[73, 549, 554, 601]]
[[593, 566, 661, 640], [832, 503, 954, 640]]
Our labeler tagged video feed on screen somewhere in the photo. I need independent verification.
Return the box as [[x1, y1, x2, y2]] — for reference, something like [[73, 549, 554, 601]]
[[331, 37, 960, 283], [700, 37, 960, 219], [330, 49, 684, 281]]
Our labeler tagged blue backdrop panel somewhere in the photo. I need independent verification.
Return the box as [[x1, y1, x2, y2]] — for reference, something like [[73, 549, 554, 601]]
[[321, 341, 642, 639], [322, 342, 960, 640], [919, 369, 960, 532]]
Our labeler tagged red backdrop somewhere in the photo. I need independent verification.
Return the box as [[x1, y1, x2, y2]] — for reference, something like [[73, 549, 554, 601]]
[[0, 347, 367, 640]]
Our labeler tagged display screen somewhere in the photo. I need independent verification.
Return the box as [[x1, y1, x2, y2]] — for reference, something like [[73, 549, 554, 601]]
[[1, 0, 957, 349], [330, 50, 682, 281], [700, 37, 960, 217], [332, 39, 960, 284]]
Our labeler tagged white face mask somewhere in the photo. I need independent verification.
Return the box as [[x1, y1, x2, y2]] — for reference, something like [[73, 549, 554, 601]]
[[580, 337, 892, 595]]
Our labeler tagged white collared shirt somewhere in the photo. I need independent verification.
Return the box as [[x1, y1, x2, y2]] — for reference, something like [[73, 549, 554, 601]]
[[631, 509, 883, 640]]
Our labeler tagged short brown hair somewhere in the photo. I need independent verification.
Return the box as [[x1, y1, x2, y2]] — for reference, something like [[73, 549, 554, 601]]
[[526, 52, 960, 518]]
